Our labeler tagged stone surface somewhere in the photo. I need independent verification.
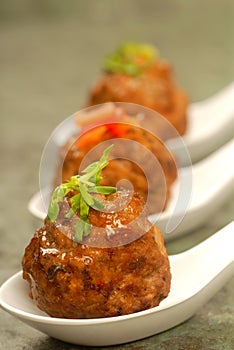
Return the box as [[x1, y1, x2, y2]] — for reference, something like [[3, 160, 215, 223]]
[[0, 1, 233, 349]]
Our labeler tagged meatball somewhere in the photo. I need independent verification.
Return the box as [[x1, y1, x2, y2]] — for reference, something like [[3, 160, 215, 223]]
[[88, 43, 188, 135], [56, 106, 177, 214], [22, 191, 171, 319]]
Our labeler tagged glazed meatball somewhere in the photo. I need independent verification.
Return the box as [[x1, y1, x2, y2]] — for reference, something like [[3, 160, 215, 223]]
[[88, 43, 188, 135], [56, 106, 177, 214], [22, 191, 171, 319]]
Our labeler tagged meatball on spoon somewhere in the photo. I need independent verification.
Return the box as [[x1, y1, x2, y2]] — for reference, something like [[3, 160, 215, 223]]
[[28, 139, 234, 240], [1, 221, 233, 346], [87, 43, 234, 164]]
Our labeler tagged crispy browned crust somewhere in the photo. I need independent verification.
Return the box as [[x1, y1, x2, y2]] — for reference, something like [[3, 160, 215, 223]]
[[57, 122, 177, 214], [88, 60, 188, 135], [22, 192, 171, 319]]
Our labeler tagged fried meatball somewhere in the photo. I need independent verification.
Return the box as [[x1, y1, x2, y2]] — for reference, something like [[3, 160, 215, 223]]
[[22, 191, 171, 319], [88, 44, 188, 135], [56, 108, 177, 214]]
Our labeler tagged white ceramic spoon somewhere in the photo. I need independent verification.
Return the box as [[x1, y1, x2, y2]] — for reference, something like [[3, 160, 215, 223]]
[[168, 81, 234, 165], [1, 222, 233, 346], [28, 139, 234, 240], [150, 139, 234, 238]]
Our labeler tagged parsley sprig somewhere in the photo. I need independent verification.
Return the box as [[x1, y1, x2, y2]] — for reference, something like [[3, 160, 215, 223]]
[[46, 145, 116, 242], [103, 42, 158, 76]]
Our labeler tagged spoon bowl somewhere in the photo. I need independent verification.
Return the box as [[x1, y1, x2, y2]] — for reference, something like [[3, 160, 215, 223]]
[[1, 222, 233, 346]]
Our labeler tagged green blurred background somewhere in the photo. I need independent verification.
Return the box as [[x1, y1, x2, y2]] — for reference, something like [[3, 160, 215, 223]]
[[0, 1, 233, 349]]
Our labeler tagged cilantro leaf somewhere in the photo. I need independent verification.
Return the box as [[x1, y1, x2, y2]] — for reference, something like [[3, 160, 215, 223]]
[[103, 42, 158, 75], [47, 200, 60, 222], [46, 144, 116, 242]]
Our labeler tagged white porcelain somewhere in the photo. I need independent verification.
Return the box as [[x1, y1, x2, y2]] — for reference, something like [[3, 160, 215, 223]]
[[151, 139, 234, 238], [168, 81, 234, 165], [1, 222, 233, 346], [28, 139, 234, 239]]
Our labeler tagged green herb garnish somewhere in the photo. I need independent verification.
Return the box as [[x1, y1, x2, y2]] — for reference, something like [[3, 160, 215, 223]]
[[103, 42, 158, 76], [46, 145, 116, 242]]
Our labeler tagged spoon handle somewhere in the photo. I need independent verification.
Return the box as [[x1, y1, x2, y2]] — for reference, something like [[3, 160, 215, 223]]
[[185, 221, 234, 287], [188, 221, 234, 267], [162, 140, 234, 236], [189, 81, 234, 124], [171, 221, 234, 297], [184, 82, 234, 163], [192, 139, 234, 204], [167, 222, 234, 333], [197, 81, 234, 112]]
